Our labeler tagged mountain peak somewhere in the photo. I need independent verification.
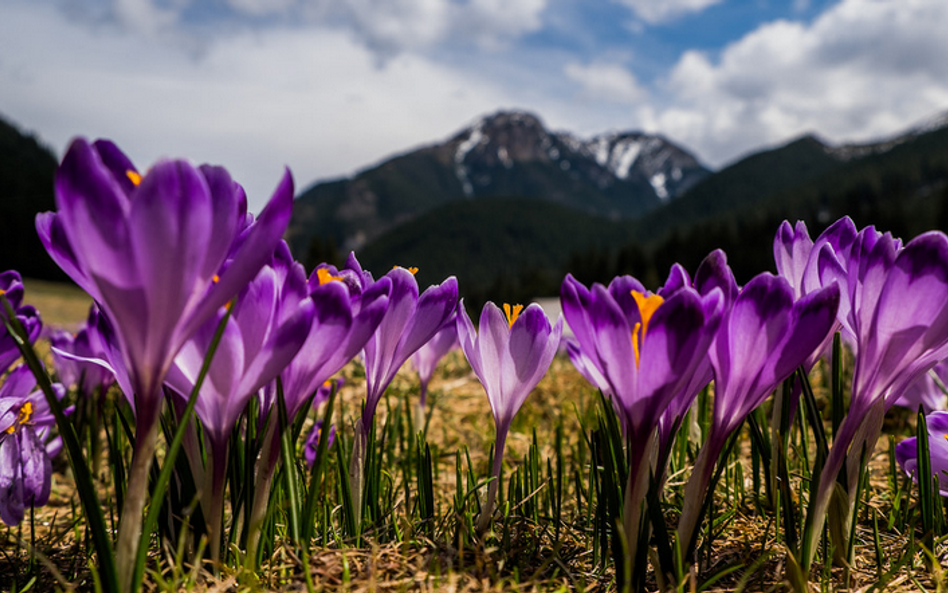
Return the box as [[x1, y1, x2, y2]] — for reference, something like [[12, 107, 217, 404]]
[[449, 110, 562, 196], [288, 110, 710, 255]]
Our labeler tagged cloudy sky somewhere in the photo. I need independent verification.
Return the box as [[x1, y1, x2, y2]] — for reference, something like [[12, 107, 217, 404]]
[[2, 0, 948, 212]]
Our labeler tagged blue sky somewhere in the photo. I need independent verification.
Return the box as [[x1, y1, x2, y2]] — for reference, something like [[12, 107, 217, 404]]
[[2, 0, 947, 213]]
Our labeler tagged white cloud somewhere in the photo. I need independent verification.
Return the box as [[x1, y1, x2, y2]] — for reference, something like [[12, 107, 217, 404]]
[[648, 0, 948, 166], [612, 0, 722, 24], [226, 0, 298, 18], [564, 62, 646, 104], [0, 1, 518, 212], [4, 0, 948, 212], [113, 0, 178, 35], [82, 0, 549, 57]]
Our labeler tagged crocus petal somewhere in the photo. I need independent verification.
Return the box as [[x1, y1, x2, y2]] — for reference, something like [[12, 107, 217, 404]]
[[459, 301, 560, 432], [91, 139, 139, 196], [475, 302, 510, 407], [19, 428, 52, 508], [607, 275, 647, 329], [657, 263, 690, 297], [896, 411, 948, 496], [774, 220, 813, 299], [503, 305, 561, 421], [861, 233, 948, 407], [694, 249, 739, 306], [457, 301, 483, 380], [53, 140, 131, 286], [634, 289, 722, 435], [182, 169, 294, 343], [411, 321, 458, 388], [0, 435, 24, 526]]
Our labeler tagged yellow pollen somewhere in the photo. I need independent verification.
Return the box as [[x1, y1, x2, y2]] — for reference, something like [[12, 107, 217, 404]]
[[316, 268, 343, 285], [0, 289, 5, 296], [5, 402, 33, 434], [630, 291, 664, 367], [212, 274, 220, 284], [126, 170, 142, 186], [503, 303, 524, 328]]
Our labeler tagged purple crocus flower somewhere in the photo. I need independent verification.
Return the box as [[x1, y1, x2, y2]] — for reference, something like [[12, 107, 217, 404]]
[[410, 320, 459, 410], [302, 377, 341, 468], [457, 301, 562, 531], [49, 306, 115, 398], [657, 251, 739, 452], [336, 255, 455, 531], [163, 246, 315, 562], [53, 303, 136, 411], [304, 420, 337, 469], [244, 261, 390, 561], [37, 138, 292, 429], [895, 411, 948, 496], [894, 361, 948, 413], [345, 254, 458, 433], [561, 273, 724, 563], [35, 138, 293, 589], [271, 261, 391, 423], [0, 365, 65, 526], [166, 245, 314, 449], [804, 228, 948, 567], [677, 273, 839, 554], [0, 271, 42, 373]]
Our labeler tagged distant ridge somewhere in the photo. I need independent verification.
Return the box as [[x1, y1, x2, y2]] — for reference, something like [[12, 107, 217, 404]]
[[330, 108, 948, 305], [286, 110, 710, 258], [0, 115, 63, 281]]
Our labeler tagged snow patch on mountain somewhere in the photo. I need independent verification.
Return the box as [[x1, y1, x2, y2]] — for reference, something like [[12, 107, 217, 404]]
[[454, 121, 485, 197]]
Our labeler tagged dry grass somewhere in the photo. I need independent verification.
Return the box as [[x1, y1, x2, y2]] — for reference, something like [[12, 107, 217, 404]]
[[1, 281, 946, 592], [22, 277, 93, 330]]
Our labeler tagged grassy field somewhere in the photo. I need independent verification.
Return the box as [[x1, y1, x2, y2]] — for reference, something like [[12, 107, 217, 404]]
[[22, 277, 92, 329], [1, 281, 946, 593]]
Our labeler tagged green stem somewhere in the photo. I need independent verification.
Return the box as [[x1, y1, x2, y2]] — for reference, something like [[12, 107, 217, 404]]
[[245, 419, 281, 568], [477, 424, 508, 533], [205, 437, 228, 568], [115, 412, 160, 593]]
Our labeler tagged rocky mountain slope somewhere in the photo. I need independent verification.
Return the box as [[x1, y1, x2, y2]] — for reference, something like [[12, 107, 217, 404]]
[[287, 111, 709, 258]]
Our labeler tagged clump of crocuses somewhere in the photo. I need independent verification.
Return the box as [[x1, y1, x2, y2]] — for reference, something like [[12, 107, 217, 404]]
[[343, 255, 457, 530], [457, 301, 562, 532], [37, 138, 294, 591], [790, 219, 948, 568], [0, 365, 65, 526], [562, 268, 724, 571]]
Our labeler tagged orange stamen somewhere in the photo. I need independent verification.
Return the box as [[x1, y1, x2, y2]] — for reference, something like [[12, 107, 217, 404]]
[[316, 268, 342, 285], [503, 303, 524, 328], [5, 402, 33, 434], [126, 170, 142, 186], [630, 291, 664, 367]]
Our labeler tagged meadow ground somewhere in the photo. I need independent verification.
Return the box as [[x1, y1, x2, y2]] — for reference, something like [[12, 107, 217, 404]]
[[2, 280, 946, 592]]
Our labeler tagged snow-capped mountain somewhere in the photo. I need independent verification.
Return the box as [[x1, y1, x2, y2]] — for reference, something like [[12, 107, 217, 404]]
[[287, 110, 711, 257], [577, 131, 708, 200], [445, 111, 708, 201]]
